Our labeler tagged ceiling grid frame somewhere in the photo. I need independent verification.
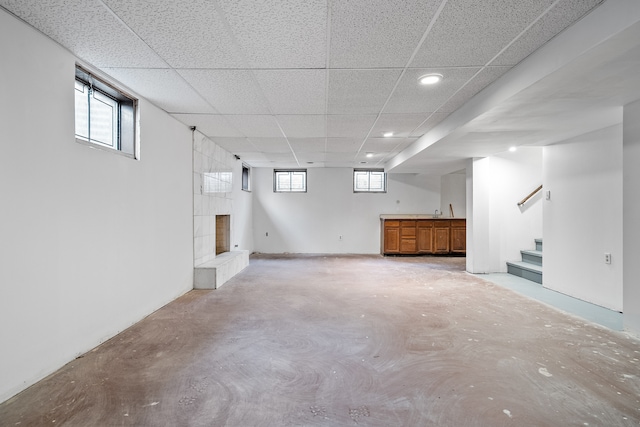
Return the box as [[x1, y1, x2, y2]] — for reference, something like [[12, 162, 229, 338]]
[[0, 0, 627, 172]]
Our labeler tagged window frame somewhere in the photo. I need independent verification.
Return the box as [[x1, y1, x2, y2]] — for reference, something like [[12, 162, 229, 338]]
[[273, 169, 307, 193], [74, 65, 138, 159], [353, 168, 387, 193]]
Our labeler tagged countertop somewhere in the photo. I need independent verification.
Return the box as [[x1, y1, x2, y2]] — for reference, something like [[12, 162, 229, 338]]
[[380, 214, 466, 220]]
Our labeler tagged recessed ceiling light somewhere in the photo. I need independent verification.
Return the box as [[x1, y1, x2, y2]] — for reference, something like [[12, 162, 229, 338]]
[[509, 146, 517, 152], [366, 153, 374, 158], [418, 73, 443, 85], [383, 131, 394, 137]]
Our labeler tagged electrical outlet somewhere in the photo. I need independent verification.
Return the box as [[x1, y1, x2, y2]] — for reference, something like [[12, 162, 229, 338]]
[[339, 235, 343, 240], [604, 253, 611, 264], [266, 232, 269, 237]]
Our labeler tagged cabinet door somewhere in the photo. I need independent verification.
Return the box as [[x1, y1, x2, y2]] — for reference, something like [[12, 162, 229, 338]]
[[417, 221, 433, 253], [450, 220, 466, 253], [383, 222, 400, 253], [434, 227, 450, 253]]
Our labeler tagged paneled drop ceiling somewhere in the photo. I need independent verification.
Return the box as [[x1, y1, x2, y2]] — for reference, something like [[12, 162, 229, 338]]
[[3, 0, 636, 173]]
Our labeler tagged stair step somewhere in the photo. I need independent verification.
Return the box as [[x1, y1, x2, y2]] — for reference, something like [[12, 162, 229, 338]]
[[521, 249, 542, 266], [535, 238, 543, 251], [507, 261, 542, 284]]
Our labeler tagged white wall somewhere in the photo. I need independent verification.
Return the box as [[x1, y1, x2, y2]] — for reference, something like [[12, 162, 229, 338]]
[[233, 162, 254, 252], [543, 125, 623, 311], [0, 11, 193, 402], [252, 168, 441, 254], [441, 171, 466, 218], [466, 148, 543, 273], [623, 100, 640, 333]]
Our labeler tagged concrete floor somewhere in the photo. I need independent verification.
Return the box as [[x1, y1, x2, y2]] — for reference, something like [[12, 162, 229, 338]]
[[1, 254, 639, 426]]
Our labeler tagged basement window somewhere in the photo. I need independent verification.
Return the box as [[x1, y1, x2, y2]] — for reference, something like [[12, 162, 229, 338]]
[[74, 65, 137, 158], [274, 169, 307, 192], [242, 164, 251, 191], [354, 169, 386, 193]]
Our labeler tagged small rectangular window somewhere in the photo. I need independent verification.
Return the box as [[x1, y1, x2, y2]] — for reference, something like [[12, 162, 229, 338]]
[[354, 169, 386, 193], [74, 65, 137, 158], [274, 169, 307, 192], [242, 164, 251, 191]]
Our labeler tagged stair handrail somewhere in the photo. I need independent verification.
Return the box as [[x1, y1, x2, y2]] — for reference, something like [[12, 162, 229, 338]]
[[517, 185, 542, 207]]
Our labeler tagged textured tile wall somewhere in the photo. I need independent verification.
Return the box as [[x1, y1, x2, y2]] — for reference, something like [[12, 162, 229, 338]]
[[193, 133, 235, 266]]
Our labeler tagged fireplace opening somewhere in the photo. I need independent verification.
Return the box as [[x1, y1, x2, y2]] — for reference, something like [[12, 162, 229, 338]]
[[216, 215, 230, 255]]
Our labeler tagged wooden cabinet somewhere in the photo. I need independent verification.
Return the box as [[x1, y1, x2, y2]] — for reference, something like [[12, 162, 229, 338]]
[[450, 219, 466, 254], [399, 220, 417, 253], [383, 221, 400, 253], [416, 221, 433, 253], [433, 221, 451, 253], [381, 217, 465, 255]]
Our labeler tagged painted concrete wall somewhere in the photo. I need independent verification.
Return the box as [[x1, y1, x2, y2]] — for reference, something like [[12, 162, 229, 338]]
[[252, 168, 441, 254], [623, 100, 640, 333], [466, 148, 543, 273], [0, 11, 193, 402], [233, 162, 254, 253], [441, 171, 466, 218], [543, 125, 623, 311]]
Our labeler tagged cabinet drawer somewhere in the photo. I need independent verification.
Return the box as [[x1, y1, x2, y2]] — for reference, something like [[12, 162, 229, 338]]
[[401, 227, 416, 237], [384, 220, 400, 227]]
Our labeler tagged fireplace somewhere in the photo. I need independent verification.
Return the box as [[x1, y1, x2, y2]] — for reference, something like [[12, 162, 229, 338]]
[[216, 215, 230, 255]]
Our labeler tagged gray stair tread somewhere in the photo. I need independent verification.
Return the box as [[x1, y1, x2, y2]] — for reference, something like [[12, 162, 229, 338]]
[[506, 261, 542, 273], [521, 249, 542, 257]]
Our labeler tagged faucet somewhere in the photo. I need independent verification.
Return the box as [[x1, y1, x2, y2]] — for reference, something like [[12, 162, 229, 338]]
[[434, 209, 440, 218]]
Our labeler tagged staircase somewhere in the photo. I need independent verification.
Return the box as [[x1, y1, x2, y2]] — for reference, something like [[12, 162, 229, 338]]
[[506, 238, 542, 284]]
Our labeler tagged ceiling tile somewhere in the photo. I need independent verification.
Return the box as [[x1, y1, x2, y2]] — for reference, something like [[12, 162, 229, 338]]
[[0, 0, 166, 68], [492, 0, 605, 66], [218, 0, 326, 68], [101, 68, 214, 114], [326, 138, 362, 153], [411, 0, 553, 67], [277, 115, 326, 138], [384, 68, 481, 113], [409, 112, 451, 137], [258, 152, 298, 164], [295, 152, 327, 163], [170, 114, 243, 137], [254, 70, 326, 114], [361, 137, 411, 153], [327, 115, 378, 138], [210, 138, 257, 153], [369, 114, 431, 138], [328, 69, 402, 114], [324, 151, 358, 161], [178, 70, 270, 115], [223, 115, 283, 138], [102, 0, 244, 68], [330, 0, 441, 68], [439, 66, 511, 112], [247, 137, 291, 153], [289, 138, 327, 153]]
